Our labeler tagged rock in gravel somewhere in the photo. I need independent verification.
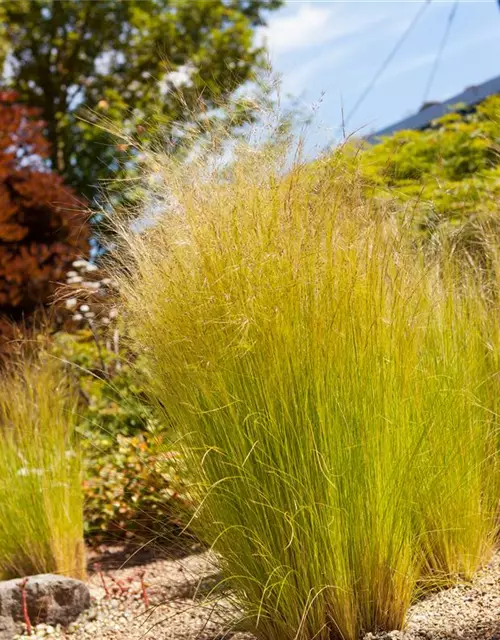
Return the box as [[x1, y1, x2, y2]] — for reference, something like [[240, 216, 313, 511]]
[[0, 616, 15, 640], [0, 574, 90, 638]]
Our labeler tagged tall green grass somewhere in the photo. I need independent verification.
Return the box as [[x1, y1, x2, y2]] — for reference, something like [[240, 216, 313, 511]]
[[0, 356, 85, 579], [118, 142, 500, 640]]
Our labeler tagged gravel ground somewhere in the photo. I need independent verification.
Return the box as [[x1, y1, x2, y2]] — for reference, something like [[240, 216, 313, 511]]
[[15, 548, 249, 640], [364, 552, 500, 640], [15, 548, 500, 640]]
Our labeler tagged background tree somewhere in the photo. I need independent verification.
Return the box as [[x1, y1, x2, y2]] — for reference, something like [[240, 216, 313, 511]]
[[0, 0, 282, 204], [353, 96, 500, 271], [0, 90, 88, 341], [359, 97, 500, 225]]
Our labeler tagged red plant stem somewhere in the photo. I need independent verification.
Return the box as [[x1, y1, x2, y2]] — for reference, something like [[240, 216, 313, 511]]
[[93, 563, 111, 598], [139, 571, 149, 608], [18, 577, 32, 636], [108, 575, 128, 596]]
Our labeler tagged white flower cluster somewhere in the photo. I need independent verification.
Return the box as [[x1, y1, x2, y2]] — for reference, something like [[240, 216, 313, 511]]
[[64, 260, 118, 329]]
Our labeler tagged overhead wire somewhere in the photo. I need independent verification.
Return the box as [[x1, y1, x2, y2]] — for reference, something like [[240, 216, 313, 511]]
[[421, 0, 460, 105], [345, 0, 432, 129]]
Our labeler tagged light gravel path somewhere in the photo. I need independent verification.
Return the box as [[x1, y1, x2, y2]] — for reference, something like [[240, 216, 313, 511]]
[[17, 548, 500, 640], [365, 552, 500, 640]]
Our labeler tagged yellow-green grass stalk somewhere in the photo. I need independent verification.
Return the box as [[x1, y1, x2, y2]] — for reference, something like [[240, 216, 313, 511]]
[[0, 356, 85, 579], [118, 142, 500, 640]]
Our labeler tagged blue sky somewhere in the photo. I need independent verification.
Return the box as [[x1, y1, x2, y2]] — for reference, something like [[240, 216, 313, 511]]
[[258, 0, 499, 150]]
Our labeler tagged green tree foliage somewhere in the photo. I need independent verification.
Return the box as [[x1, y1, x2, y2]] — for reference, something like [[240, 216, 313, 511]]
[[359, 96, 500, 241], [0, 0, 282, 202]]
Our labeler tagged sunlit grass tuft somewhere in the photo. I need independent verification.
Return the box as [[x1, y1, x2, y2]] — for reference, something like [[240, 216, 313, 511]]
[[0, 355, 85, 580], [117, 137, 500, 640]]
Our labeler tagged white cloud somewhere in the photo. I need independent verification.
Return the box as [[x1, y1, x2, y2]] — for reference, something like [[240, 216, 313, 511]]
[[275, 7, 410, 96], [260, 4, 335, 55], [259, 2, 404, 58]]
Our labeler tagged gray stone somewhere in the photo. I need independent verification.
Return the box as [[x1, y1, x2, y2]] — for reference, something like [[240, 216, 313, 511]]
[[0, 574, 90, 639], [0, 617, 15, 640]]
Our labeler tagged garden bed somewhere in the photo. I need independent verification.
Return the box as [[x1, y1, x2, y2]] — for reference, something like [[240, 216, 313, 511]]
[[14, 548, 500, 640]]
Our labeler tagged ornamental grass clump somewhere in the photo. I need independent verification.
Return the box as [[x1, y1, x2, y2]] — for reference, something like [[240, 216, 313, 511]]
[[0, 356, 85, 579], [117, 138, 500, 640]]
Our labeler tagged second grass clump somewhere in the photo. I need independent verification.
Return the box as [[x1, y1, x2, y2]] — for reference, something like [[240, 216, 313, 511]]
[[0, 356, 85, 580], [118, 141, 500, 640]]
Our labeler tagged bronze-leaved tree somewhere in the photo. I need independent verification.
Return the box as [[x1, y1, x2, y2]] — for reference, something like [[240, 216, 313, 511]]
[[0, 90, 88, 344]]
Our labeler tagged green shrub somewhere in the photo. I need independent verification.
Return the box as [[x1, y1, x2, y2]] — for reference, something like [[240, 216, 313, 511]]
[[83, 432, 188, 543], [53, 328, 158, 438], [50, 328, 190, 545], [360, 96, 500, 239], [117, 139, 500, 640], [0, 356, 85, 579]]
